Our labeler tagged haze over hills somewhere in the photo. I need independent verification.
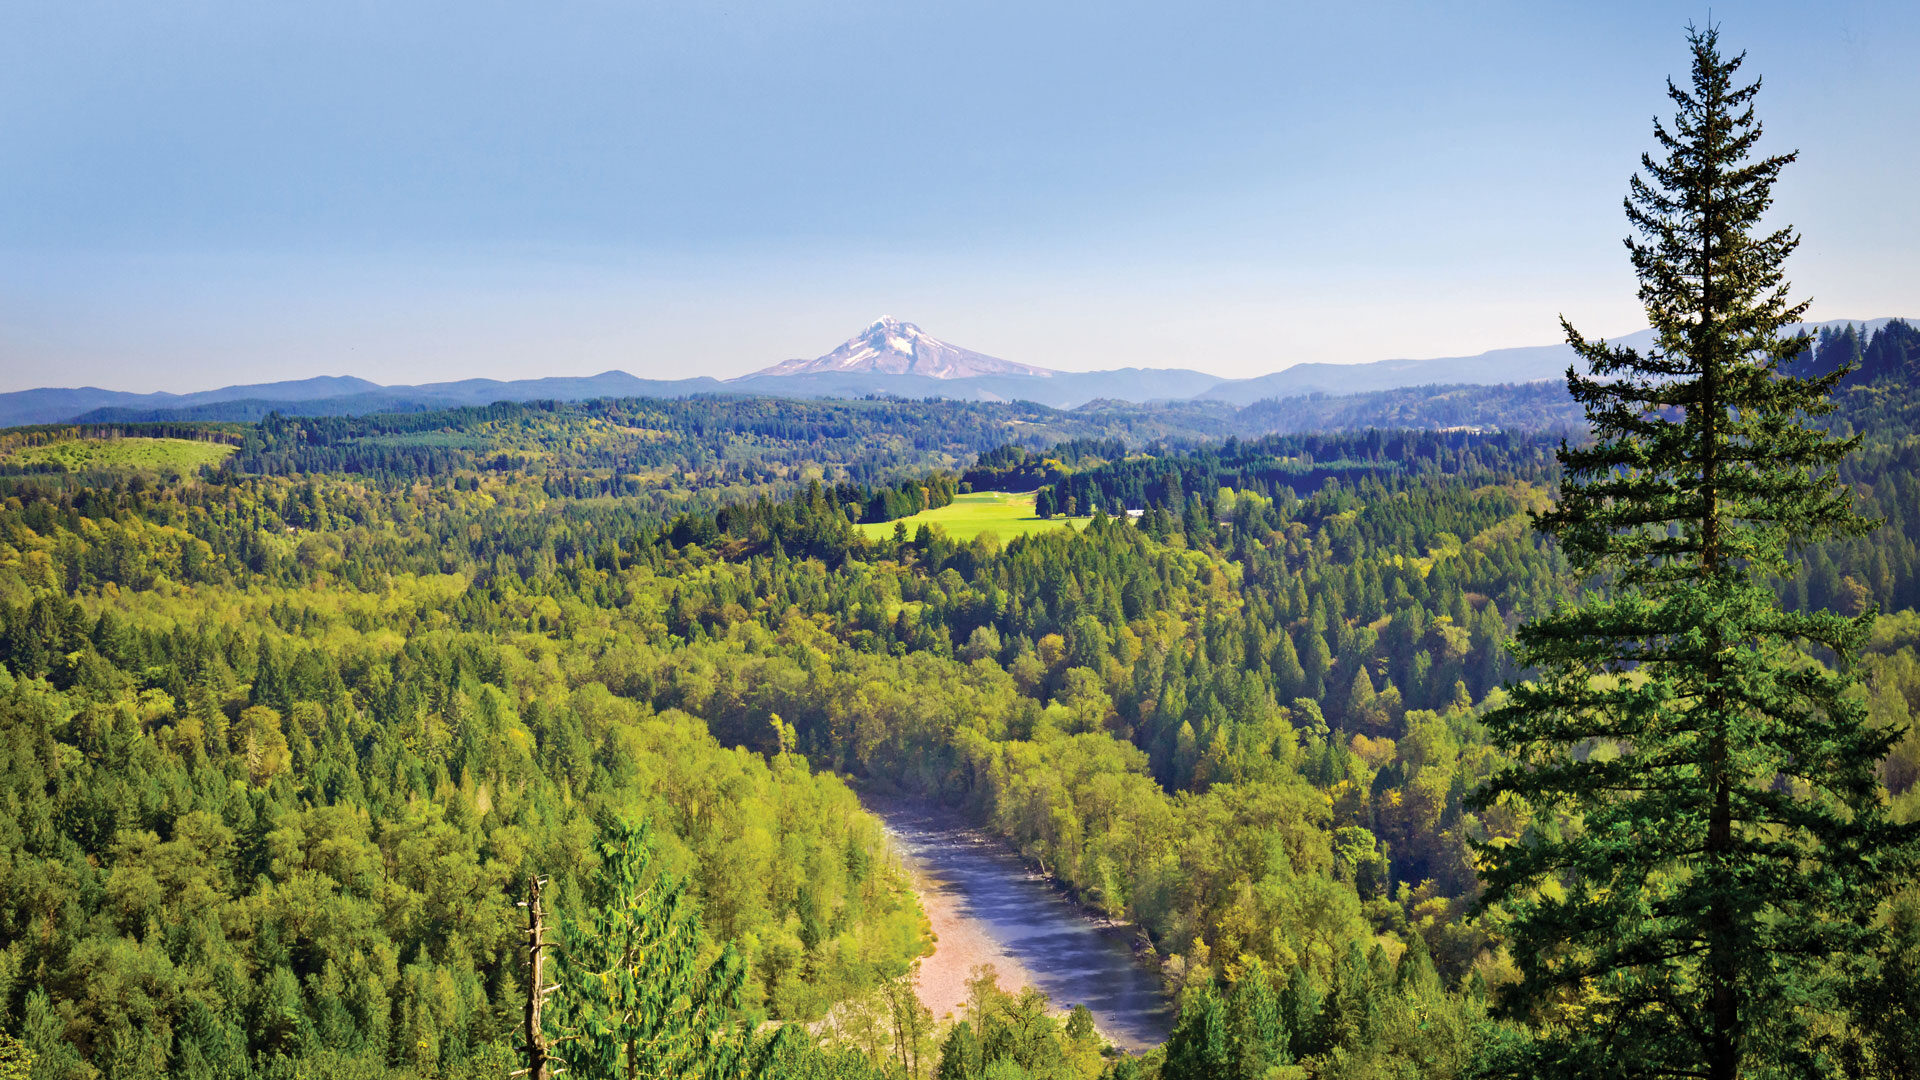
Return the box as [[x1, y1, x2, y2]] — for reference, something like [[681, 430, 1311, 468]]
[[0, 373, 729, 428], [3, 316, 1908, 427], [1196, 318, 1911, 404], [0, 376, 387, 429]]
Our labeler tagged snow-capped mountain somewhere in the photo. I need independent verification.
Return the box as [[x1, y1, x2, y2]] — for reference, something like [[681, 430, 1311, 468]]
[[9, 316, 1910, 426], [745, 317, 1056, 380]]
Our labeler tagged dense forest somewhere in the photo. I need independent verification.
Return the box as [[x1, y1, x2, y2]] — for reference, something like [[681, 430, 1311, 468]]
[[0, 318, 1916, 1078]]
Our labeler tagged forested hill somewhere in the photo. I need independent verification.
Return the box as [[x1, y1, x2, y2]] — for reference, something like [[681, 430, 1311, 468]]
[[69, 378, 1587, 435], [0, 326, 1915, 1078]]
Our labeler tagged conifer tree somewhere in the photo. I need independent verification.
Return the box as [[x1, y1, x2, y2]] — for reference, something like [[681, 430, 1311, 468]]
[[1162, 983, 1231, 1080], [1298, 628, 1331, 702], [1472, 24, 1920, 1079], [1272, 633, 1306, 701], [936, 1019, 981, 1080], [0, 1031, 31, 1080], [1281, 965, 1325, 1061], [1844, 890, 1920, 1076], [1345, 667, 1379, 730], [1225, 960, 1287, 1079], [560, 820, 750, 1080]]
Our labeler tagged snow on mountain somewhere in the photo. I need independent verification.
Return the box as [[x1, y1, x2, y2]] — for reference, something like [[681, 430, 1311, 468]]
[[8, 316, 1911, 426], [743, 317, 1056, 380]]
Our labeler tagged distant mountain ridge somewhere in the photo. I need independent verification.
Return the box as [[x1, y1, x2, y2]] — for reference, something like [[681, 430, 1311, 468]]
[[5, 316, 1910, 427], [52, 372, 729, 426], [1193, 318, 1910, 405], [0, 376, 386, 428]]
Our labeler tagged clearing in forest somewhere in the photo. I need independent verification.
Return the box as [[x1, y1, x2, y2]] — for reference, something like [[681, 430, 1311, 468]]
[[3, 437, 237, 471], [854, 490, 1090, 542]]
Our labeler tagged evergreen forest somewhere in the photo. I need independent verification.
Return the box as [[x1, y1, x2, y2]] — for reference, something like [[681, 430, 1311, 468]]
[[2, 31, 1918, 1080]]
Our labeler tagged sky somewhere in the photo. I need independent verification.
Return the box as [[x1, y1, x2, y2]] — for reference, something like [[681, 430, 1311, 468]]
[[2, 0, 1917, 393]]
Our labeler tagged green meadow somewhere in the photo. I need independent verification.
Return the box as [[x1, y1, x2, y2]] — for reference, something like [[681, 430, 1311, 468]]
[[853, 489, 1091, 542], [4, 437, 237, 471]]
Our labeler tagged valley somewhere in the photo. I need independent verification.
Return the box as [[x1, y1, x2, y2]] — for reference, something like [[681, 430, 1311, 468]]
[[0, 319, 1915, 1077], [8, 8, 1920, 1079]]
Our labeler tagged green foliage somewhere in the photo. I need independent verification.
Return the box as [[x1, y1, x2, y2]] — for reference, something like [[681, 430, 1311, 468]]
[[1225, 960, 1286, 1078], [559, 820, 749, 1079], [1167, 949, 1483, 1080], [4, 239, 1920, 1077], [937, 1019, 982, 1080], [928, 967, 1101, 1080], [1473, 25, 1920, 1079], [748, 1025, 897, 1079], [1161, 983, 1230, 1080], [1, 437, 236, 474], [0, 594, 922, 1077], [1840, 887, 1920, 1077], [0, 1031, 30, 1080], [0, 399, 1568, 1076]]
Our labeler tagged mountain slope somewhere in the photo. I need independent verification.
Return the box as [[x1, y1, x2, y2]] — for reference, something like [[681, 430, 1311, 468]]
[[727, 366, 1222, 409], [0, 376, 385, 428], [745, 317, 1054, 379]]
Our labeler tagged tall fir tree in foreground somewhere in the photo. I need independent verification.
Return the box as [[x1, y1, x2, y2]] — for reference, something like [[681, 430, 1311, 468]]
[[546, 819, 901, 1080], [558, 820, 751, 1080], [1473, 24, 1919, 1080]]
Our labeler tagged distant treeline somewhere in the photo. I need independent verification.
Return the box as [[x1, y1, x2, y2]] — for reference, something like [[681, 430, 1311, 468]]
[[0, 422, 246, 453], [1236, 381, 1582, 434], [225, 397, 1046, 482], [1018, 430, 1555, 518], [1788, 318, 1920, 385]]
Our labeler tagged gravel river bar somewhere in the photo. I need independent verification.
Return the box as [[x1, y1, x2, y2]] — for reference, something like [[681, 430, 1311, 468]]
[[869, 801, 1174, 1053]]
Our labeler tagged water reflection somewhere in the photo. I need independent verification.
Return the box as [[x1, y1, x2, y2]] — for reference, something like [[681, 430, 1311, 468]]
[[872, 802, 1174, 1051]]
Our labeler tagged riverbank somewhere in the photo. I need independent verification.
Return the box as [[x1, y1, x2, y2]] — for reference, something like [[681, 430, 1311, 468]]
[[900, 826, 1044, 1020], [865, 799, 1174, 1053]]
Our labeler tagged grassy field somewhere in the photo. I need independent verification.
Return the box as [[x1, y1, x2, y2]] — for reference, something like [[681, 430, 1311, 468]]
[[854, 490, 1090, 542], [4, 437, 237, 471]]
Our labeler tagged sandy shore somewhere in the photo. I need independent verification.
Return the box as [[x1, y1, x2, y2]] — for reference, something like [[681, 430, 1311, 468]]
[[905, 836, 1041, 1021], [869, 800, 1173, 1052]]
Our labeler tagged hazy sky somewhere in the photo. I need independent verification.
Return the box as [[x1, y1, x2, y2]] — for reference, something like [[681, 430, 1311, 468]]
[[2, 0, 1916, 393]]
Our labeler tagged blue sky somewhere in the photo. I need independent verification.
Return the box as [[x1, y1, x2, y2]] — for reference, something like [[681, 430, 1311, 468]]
[[2, 0, 1916, 392]]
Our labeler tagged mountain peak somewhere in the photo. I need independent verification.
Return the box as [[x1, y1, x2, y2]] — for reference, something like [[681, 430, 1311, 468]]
[[743, 319, 1054, 380], [857, 317, 926, 358]]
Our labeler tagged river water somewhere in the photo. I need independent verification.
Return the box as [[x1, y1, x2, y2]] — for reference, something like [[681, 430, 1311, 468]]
[[869, 801, 1174, 1052]]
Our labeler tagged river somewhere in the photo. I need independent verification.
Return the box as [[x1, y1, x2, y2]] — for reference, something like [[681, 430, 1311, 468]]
[[869, 801, 1175, 1053]]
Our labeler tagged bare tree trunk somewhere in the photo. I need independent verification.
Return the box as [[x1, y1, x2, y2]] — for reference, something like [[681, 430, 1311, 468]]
[[518, 875, 557, 1080], [1698, 160, 1739, 1080]]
